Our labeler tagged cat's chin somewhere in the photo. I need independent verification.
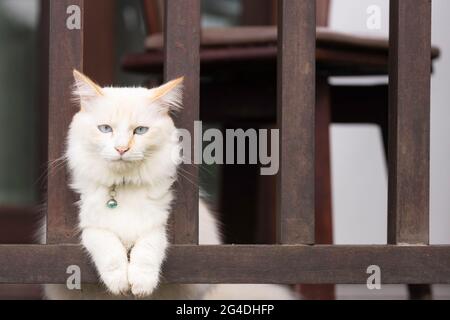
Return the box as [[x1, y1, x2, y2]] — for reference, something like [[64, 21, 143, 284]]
[[105, 158, 143, 172]]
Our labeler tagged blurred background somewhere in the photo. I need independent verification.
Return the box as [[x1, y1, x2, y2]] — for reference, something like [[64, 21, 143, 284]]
[[0, 0, 449, 299]]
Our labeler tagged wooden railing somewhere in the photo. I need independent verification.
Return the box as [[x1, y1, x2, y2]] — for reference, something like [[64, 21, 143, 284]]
[[1, 0, 449, 291]]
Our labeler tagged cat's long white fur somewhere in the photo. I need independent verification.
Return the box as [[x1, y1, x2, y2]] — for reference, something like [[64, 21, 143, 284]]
[[45, 71, 297, 300]]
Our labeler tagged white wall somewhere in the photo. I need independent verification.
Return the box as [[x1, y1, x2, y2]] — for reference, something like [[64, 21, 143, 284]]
[[0, 0, 38, 28], [329, 0, 450, 299]]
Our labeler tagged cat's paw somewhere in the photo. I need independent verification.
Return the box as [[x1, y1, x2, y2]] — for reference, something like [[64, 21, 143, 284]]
[[100, 264, 130, 295], [128, 264, 159, 298]]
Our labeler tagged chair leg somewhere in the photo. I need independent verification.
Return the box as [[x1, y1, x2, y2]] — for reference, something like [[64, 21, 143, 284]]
[[298, 77, 335, 300], [408, 284, 432, 300]]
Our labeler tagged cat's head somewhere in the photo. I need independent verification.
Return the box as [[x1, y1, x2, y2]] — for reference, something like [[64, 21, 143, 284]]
[[67, 70, 183, 182]]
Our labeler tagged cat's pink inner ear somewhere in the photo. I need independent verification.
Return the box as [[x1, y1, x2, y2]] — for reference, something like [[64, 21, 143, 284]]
[[72, 69, 104, 104]]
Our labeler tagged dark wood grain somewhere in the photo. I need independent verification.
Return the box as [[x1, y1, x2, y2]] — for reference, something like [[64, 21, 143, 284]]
[[124, 27, 439, 77], [389, 2, 433, 299], [0, 207, 40, 244], [241, 0, 276, 25], [83, 0, 115, 87], [277, 0, 316, 244], [0, 285, 42, 300], [1, 244, 449, 284], [299, 78, 335, 299], [164, 0, 200, 244], [144, 26, 440, 55], [388, 0, 432, 245], [143, 0, 163, 34], [47, 0, 84, 243], [241, 0, 329, 27]]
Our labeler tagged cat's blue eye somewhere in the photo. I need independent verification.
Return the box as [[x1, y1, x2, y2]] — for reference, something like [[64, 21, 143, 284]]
[[98, 125, 113, 133], [134, 126, 149, 135]]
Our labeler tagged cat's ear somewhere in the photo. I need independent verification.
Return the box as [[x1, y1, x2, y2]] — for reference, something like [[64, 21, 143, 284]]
[[72, 69, 103, 106], [149, 77, 184, 114]]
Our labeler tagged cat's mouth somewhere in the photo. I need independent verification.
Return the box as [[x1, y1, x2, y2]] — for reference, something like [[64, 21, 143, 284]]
[[101, 151, 146, 163], [110, 157, 133, 163], [107, 156, 144, 163]]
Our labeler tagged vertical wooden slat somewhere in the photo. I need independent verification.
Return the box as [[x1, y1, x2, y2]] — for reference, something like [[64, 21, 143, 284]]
[[388, 0, 432, 245], [260, 0, 330, 27], [388, 0, 433, 300], [164, 0, 200, 244], [46, 0, 114, 244], [277, 0, 316, 244], [47, 0, 85, 243]]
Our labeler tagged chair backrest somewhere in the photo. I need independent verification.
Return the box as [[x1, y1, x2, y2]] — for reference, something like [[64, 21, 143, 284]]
[[142, 0, 330, 34], [240, 0, 330, 26]]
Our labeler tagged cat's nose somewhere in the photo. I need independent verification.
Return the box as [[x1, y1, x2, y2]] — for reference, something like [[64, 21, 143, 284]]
[[115, 147, 130, 156]]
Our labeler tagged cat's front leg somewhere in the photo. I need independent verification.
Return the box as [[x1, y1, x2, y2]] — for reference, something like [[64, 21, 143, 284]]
[[81, 228, 130, 295], [128, 228, 168, 297]]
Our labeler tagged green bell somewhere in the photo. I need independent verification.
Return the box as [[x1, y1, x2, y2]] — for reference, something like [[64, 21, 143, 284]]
[[106, 199, 118, 209]]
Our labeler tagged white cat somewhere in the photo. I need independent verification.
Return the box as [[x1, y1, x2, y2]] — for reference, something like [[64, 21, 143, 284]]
[[45, 70, 297, 300]]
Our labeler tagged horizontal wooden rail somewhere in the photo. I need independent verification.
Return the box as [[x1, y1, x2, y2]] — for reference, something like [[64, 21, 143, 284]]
[[1, 245, 449, 284]]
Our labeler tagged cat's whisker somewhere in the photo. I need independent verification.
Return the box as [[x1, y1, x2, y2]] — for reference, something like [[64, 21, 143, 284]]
[[178, 166, 212, 182], [177, 156, 215, 177], [177, 166, 198, 179], [176, 171, 200, 189], [33, 156, 69, 187]]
